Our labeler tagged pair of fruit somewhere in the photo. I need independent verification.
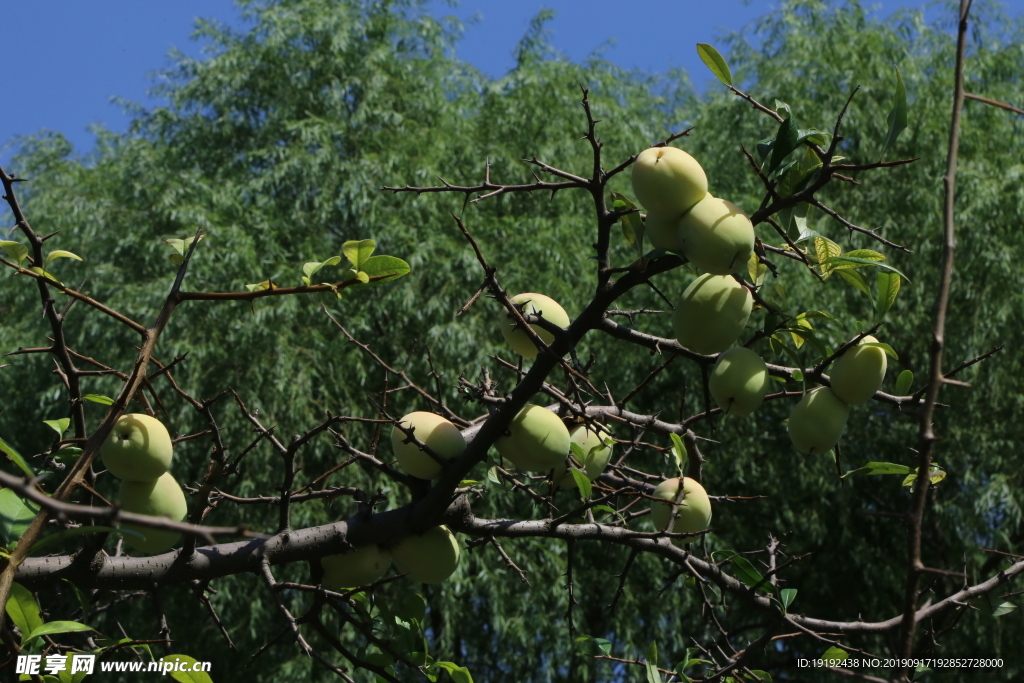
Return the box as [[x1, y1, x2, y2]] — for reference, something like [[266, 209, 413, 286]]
[[788, 336, 889, 454], [100, 414, 188, 554], [393, 408, 614, 482], [321, 525, 460, 588], [633, 146, 755, 277]]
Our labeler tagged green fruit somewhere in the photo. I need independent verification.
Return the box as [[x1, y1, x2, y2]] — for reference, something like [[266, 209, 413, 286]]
[[673, 274, 753, 355], [498, 293, 571, 359], [321, 544, 391, 589], [631, 146, 708, 217], [709, 347, 769, 416], [100, 413, 174, 482], [391, 525, 460, 584], [391, 411, 466, 479], [495, 404, 570, 472], [643, 210, 684, 253], [829, 335, 888, 404], [788, 386, 850, 454], [553, 424, 615, 489], [679, 194, 755, 275], [118, 472, 188, 554], [650, 477, 712, 536]]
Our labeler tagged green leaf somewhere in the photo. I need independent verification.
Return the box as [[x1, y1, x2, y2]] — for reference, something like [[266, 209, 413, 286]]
[[6, 582, 44, 645], [24, 621, 93, 646], [165, 235, 205, 264], [768, 110, 800, 174], [821, 646, 848, 662], [881, 66, 908, 158], [695, 43, 732, 86], [844, 249, 886, 262], [81, 394, 114, 405], [0, 435, 36, 478], [301, 255, 342, 281], [842, 461, 912, 479], [821, 255, 909, 281], [43, 250, 84, 267], [992, 601, 1017, 618], [836, 269, 871, 296], [29, 266, 62, 285], [396, 593, 426, 623], [780, 588, 797, 611], [42, 418, 71, 438], [791, 369, 804, 382], [668, 433, 686, 475], [575, 635, 612, 655], [435, 661, 473, 683], [353, 255, 411, 286], [645, 641, 662, 683], [160, 654, 214, 682], [894, 369, 914, 396], [245, 280, 275, 292], [486, 466, 501, 486], [611, 192, 643, 255], [875, 271, 901, 319], [747, 252, 767, 286], [813, 236, 841, 278], [723, 551, 775, 593], [570, 468, 592, 499], [343, 239, 376, 269], [0, 488, 41, 544], [0, 240, 30, 263], [861, 341, 899, 361], [903, 464, 946, 487]]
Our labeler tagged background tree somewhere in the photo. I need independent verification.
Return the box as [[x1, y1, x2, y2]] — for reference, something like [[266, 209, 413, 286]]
[[2, 0, 1023, 681]]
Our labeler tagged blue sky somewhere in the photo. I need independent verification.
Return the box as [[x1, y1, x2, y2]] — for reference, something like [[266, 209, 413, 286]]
[[1, 0, 1018, 165]]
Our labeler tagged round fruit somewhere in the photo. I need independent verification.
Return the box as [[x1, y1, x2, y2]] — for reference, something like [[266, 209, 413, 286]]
[[495, 405, 570, 472], [643, 210, 684, 253], [788, 386, 850, 454], [100, 413, 174, 482], [829, 335, 888, 404], [709, 347, 769, 416], [391, 525, 460, 584], [553, 424, 615, 489], [498, 293, 571, 359], [322, 544, 391, 589], [391, 412, 466, 480], [631, 146, 708, 217], [678, 195, 755, 275], [673, 274, 753, 355], [650, 477, 712, 536], [118, 472, 188, 554]]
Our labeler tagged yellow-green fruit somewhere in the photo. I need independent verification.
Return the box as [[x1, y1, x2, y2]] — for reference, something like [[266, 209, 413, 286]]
[[553, 424, 615, 489], [391, 412, 466, 480], [650, 477, 712, 536], [495, 404, 570, 472], [100, 413, 174, 482], [679, 194, 755, 275], [829, 335, 888, 404], [498, 293, 571, 359], [391, 525, 460, 584], [643, 210, 684, 253], [118, 472, 187, 554], [321, 544, 391, 589], [631, 146, 708, 217], [788, 387, 850, 454], [709, 347, 769, 416], [673, 274, 753, 355]]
